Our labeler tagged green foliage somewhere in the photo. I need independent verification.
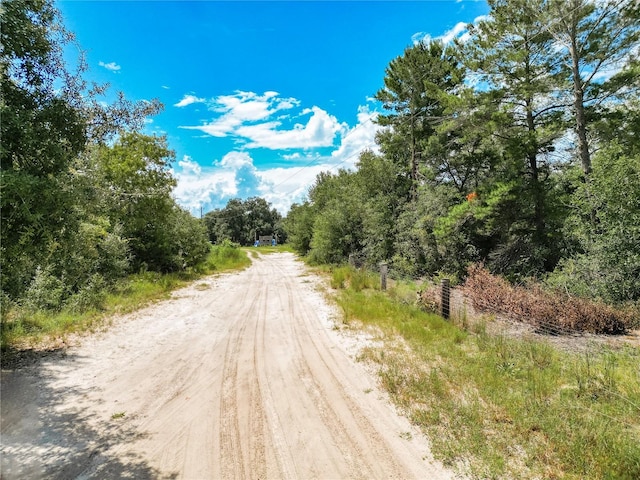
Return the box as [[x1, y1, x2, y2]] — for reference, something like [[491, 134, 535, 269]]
[[169, 207, 211, 270], [22, 266, 66, 311], [306, 170, 365, 264], [337, 273, 640, 479], [547, 0, 640, 175], [549, 144, 640, 303], [1, 0, 85, 299], [204, 197, 283, 246], [375, 40, 463, 191], [205, 241, 251, 272], [330, 266, 350, 289], [282, 0, 640, 312], [65, 274, 107, 313], [0, 0, 175, 315], [329, 265, 379, 291], [283, 202, 315, 255]]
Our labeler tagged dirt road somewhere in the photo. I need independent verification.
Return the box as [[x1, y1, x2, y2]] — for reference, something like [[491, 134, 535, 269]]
[[1, 253, 454, 479]]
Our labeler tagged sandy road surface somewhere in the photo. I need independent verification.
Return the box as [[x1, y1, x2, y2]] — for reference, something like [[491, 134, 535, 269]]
[[1, 253, 454, 479]]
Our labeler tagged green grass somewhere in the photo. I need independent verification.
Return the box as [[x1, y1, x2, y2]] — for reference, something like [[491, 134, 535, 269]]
[[327, 264, 379, 291], [1, 244, 251, 354], [333, 267, 640, 479], [205, 243, 252, 272], [244, 244, 295, 255]]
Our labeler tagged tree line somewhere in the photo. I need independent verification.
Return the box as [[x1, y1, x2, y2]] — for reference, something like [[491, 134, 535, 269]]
[[284, 0, 640, 305], [203, 197, 285, 246], [1, 0, 210, 312]]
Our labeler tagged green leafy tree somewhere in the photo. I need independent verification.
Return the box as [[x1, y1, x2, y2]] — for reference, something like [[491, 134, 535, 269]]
[[354, 151, 400, 265], [167, 207, 211, 270], [306, 170, 365, 264], [204, 197, 282, 246], [549, 144, 640, 302], [243, 197, 282, 245], [1, 0, 88, 297], [91, 133, 210, 272], [284, 202, 315, 255], [1, 0, 164, 308]]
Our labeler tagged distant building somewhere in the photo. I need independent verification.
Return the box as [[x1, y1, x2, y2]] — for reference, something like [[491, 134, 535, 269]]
[[258, 235, 273, 246]]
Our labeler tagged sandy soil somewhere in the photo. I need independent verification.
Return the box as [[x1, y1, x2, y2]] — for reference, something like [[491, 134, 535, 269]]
[[1, 253, 455, 479]]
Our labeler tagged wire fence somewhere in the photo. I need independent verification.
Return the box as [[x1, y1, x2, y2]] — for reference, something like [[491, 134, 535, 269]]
[[337, 258, 639, 433], [343, 257, 638, 354]]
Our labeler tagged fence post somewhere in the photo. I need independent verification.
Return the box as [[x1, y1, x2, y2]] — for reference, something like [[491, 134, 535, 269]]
[[380, 262, 388, 291], [441, 278, 450, 319]]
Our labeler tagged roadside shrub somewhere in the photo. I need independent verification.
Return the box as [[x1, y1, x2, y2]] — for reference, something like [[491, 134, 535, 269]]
[[463, 264, 634, 334], [22, 266, 66, 311], [350, 269, 378, 292], [330, 266, 378, 291], [65, 273, 107, 312], [0, 291, 15, 318], [170, 207, 211, 269], [97, 223, 130, 282]]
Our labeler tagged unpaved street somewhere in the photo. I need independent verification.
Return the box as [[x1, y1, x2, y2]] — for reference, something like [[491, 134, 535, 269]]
[[1, 253, 453, 479]]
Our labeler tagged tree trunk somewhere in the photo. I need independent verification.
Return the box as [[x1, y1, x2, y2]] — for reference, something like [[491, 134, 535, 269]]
[[568, 14, 592, 176], [526, 98, 546, 248], [410, 114, 418, 200]]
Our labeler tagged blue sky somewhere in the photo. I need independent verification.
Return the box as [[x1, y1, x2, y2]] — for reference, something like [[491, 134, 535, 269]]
[[56, 1, 489, 215]]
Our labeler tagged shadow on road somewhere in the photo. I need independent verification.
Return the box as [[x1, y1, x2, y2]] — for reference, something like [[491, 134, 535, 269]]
[[1, 348, 176, 479]]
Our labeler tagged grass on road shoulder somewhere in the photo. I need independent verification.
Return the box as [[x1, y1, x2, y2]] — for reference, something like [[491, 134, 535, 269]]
[[328, 265, 640, 480], [1, 244, 251, 354], [244, 244, 295, 258]]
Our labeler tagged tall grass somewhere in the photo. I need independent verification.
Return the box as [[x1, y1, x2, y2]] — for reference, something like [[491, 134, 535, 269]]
[[329, 265, 378, 291], [334, 267, 640, 479], [1, 244, 251, 354]]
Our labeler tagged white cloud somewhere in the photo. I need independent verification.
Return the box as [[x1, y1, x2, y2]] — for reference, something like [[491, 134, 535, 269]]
[[178, 155, 201, 175], [412, 31, 433, 45], [174, 149, 333, 215], [174, 151, 270, 214], [217, 151, 253, 170], [413, 14, 490, 45], [173, 101, 383, 216], [99, 61, 121, 72], [237, 106, 346, 149], [441, 22, 468, 44], [179, 91, 348, 150], [329, 105, 380, 168], [193, 91, 294, 137], [174, 94, 206, 108]]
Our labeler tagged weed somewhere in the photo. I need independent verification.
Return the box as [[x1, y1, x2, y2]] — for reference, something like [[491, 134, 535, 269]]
[[330, 266, 349, 289], [247, 244, 295, 255], [1, 244, 251, 353], [335, 268, 640, 479]]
